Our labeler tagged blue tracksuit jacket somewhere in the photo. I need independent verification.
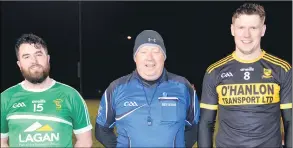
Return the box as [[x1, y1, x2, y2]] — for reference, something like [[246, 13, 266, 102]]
[[96, 69, 200, 147]]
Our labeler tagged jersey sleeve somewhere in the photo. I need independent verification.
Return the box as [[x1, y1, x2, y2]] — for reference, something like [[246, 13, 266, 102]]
[[198, 69, 219, 148], [200, 70, 219, 110], [1, 91, 10, 138], [70, 89, 92, 134], [96, 83, 116, 128], [280, 67, 292, 109]]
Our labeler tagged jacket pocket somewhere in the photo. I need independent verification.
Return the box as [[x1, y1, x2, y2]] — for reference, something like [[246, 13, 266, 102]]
[[158, 97, 178, 122]]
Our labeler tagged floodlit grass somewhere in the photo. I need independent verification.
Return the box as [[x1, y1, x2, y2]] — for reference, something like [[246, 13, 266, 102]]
[[73, 99, 283, 148]]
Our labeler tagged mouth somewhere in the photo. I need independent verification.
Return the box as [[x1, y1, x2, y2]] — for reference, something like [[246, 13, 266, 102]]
[[30, 65, 42, 70], [241, 40, 253, 44], [145, 63, 155, 68]]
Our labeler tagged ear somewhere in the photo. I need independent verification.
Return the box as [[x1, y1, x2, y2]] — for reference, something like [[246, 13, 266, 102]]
[[17, 61, 21, 70], [231, 24, 235, 36], [47, 55, 50, 63], [261, 24, 266, 37]]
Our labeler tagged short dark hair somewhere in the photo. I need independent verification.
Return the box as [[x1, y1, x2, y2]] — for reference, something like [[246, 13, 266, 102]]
[[232, 3, 266, 23], [15, 33, 48, 59]]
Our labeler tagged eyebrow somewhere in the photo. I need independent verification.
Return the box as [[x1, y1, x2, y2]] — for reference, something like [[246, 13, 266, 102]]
[[35, 51, 44, 54], [21, 54, 30, 58], [21, 51, 44, 58]]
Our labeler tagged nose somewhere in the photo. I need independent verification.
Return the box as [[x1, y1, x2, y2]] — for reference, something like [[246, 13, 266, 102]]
[[146, 52, 154, 60], [243, 28, 251, 38], [31, 55, 38, 64]]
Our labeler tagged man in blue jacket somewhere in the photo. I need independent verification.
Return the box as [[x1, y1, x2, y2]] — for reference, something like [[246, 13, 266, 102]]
[[95, 30, 200, 147]]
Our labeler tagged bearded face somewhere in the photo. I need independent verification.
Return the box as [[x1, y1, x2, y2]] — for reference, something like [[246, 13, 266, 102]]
[[20, 63, 50, 84], [17, 43, 50, 84]]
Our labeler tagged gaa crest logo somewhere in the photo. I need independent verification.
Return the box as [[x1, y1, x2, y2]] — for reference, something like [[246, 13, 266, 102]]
[[53, 99, 63, 110], [262, 68, 273, 79]]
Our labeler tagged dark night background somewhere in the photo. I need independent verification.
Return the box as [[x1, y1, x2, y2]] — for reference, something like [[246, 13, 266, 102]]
[[1, 1, 292, 99]]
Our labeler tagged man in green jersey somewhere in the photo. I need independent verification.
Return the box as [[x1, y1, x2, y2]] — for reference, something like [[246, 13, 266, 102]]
[[1, 34, 92, 147]]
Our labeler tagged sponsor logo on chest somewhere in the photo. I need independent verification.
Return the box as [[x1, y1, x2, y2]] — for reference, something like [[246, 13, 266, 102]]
[[19, 122, 59, 143]]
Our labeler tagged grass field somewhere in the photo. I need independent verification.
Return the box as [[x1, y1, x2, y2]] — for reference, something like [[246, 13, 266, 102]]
[[78, 99, 283, 148]]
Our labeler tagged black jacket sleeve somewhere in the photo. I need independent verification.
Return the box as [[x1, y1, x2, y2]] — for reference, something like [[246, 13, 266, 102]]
[[198, 70, 219, 148], [185, 124, 198, 148], [281, 109, 292, 148], [184, 79, 200, 148], [198, 109, 217, 148], [95, 123, 117, 148], [279, 66, 292, 148]]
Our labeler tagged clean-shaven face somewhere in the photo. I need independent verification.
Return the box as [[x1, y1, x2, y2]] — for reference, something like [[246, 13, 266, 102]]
[[135, 45, 165, 81], [231, 14, 266, 55]]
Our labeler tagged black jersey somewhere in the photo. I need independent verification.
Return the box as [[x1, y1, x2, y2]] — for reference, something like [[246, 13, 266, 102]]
[[199, 50, 292, 148]]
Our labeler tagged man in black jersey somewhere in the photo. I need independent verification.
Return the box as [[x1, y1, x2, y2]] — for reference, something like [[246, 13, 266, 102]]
[[198, 3, 292, 148]]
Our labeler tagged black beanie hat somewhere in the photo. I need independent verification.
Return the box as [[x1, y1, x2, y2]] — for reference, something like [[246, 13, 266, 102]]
[[133, 30, 166, 60]]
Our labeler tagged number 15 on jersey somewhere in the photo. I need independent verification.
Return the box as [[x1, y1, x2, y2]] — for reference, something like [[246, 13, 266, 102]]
[[33, 103, 44, 112]]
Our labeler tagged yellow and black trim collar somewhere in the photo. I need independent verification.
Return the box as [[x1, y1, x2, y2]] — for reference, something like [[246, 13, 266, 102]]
[[263, 52, 292, 72], [232, 50, 265, 63]]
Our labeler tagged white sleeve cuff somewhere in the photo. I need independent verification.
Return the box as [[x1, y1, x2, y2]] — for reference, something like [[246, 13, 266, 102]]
[[1, 133, 8, 138], [73, 124, 92, 135]]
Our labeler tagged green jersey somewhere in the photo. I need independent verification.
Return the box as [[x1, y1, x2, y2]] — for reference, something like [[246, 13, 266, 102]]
[[1, 80, 92, 147]]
